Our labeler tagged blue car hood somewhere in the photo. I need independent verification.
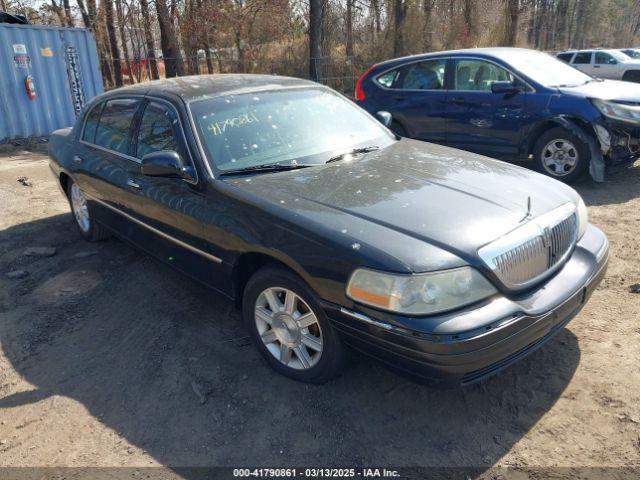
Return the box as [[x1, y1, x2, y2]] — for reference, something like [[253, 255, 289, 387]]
[[559, 79, 640, 102]]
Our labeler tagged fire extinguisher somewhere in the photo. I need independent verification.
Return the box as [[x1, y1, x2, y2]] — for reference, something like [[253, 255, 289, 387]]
[[25, 75, 37, 100]]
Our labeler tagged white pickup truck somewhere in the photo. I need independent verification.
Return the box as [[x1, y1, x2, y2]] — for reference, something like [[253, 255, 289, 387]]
[[557, 49, 640, 82]]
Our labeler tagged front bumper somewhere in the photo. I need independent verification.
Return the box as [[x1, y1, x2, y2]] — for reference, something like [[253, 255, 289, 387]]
[[325, 224, 609, 387]]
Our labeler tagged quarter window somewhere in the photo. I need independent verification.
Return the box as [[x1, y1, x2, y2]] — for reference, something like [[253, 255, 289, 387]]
[[375, 69, 401, 88], [573, 52, 592, 64], [136, 102, 179, 158], [557, 53, 574, 63], [454, 59, 514, 91], [94, 98, 140, 155], [595, 52, 617, 65], [82, 102, 103, 143]]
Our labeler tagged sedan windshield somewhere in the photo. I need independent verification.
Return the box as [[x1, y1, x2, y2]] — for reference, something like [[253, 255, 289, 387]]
[[499, 50, 593, 87], [189, 88, 394, 173]]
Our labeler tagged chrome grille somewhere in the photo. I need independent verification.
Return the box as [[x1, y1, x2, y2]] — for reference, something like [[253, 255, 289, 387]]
[[478, 204, 578, 290]]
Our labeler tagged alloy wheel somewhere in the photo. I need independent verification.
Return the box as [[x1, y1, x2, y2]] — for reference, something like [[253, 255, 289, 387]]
[[542, 138, 579, 177], [70, 183, 91, 233], [254, 287, 323, 370]]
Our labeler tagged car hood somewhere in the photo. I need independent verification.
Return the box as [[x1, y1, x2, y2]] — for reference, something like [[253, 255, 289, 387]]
[[226, 140, 579, 268], [560, 79, 640, 102]]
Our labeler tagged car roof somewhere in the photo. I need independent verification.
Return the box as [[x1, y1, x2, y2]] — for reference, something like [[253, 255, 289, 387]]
[[104, 74, 320, 103], [372, 47, 546, 68]]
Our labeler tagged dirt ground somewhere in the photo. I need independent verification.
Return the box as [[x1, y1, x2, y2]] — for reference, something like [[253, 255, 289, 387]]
[[0, 143, 639, 478]]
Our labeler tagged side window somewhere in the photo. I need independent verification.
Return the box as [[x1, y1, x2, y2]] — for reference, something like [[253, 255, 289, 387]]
[[398, 59, 446, 90], [573, 52, 592, 64], [94, 98, 140, 155], [82, 102, 103, 143], [557, 53, 574, 63], [595, 52, 617, 65], [375, 69, 401, 88], [454, 59, 514, 91], [136, 102, 179, 158]]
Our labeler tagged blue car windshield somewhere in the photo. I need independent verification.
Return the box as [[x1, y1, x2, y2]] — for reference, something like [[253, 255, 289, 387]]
[[500, 50, 593, 87], [189, 88, 393, 172]]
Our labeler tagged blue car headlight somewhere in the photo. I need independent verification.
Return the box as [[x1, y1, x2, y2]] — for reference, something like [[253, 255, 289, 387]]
[[591, 98, 640, 123]]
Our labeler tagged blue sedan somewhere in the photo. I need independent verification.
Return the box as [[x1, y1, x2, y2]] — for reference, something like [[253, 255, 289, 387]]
[[355, 47, 640, 183]]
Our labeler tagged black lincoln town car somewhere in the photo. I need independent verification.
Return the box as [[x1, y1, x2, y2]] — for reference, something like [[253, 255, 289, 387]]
[[48, 75, 609, 386]]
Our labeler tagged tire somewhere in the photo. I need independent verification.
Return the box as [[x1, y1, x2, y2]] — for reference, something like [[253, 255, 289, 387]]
[[532, 127, 590, 183], [390, 120, 408, 138], [242, 266, 345, 383], [67, 179, 110, 242], [622, 70, 640, 83]]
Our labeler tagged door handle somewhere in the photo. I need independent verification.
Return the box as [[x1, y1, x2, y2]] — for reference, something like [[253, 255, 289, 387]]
[[126, 179, 142, 190], [393, 95, 405, 101], [449, 97, 465, 104], [72, 155, 84, 164], [593, 65, 600, 68]]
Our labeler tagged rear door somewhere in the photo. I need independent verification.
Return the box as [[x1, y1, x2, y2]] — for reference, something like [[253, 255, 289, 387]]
[[571, 51, 594, 76], [445, 58, 527, 158], [374, 58, 448, 142], [75, 96, 144, 237]]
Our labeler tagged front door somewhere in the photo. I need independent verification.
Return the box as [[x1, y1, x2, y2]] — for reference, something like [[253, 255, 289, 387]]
[[126, 99, 226, 291], [445, 58, 527, 158], [593, 51, 620, 79]]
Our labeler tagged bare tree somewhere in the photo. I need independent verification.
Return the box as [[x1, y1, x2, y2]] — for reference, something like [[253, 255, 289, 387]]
[[104, 0, 124, 86], [309, 0, 323, 81], [502, 0, 520, 46], [155, 0, 184, 77], [345, 0, 354, 58], [393, 0, 407, 57], [138, 0, 159, 80]]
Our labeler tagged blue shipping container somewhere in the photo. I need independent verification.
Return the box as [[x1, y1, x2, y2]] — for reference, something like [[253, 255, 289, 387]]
[[0, 23, 103, 142]]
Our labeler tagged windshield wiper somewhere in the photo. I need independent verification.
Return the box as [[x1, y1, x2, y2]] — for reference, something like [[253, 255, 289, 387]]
[[220, 162, 315, 176], [325, 146, 380, 164]]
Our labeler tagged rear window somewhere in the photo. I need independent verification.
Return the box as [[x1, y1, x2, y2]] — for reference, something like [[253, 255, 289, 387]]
[[94, 98, 140, 155], [573, 52, 592, 64]]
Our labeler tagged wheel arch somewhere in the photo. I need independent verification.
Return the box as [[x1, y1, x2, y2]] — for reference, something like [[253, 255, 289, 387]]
[[231, 251, 314, 309], [526, 116, 595, 157], [59, 171, 71, 197], [528, 115, 605, 182]]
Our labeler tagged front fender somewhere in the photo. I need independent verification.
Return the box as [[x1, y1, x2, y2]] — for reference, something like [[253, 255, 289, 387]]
[[529, 116, 605, 182]]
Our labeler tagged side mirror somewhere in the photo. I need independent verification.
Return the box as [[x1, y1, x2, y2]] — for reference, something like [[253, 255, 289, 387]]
[[141, 150, 195, 180], [375, 111, 393, 128], [491, 81, 523, 94]]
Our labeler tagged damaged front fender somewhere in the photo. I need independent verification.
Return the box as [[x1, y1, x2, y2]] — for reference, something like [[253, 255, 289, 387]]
[[553, 116, 605, 183]]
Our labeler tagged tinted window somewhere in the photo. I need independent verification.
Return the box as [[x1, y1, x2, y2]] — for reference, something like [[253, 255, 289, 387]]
[[82, 102, 103, 143], [190, 88, 393, 172], [573, 52, 592, 64], [375, 69, 401, 88], [398, 59, 446, 90], [557, 53, 574, 63], [136, 102, 178, 158], [595, 52, 617, 65], [454, 59, 514, 91], [94, 98, 139, 154]]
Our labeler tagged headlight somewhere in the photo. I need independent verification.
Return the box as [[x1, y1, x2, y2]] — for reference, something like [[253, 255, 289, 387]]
[[591, 98, 640, 123], [576, 195, 588, 239], [346, 267, 497, 315]]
